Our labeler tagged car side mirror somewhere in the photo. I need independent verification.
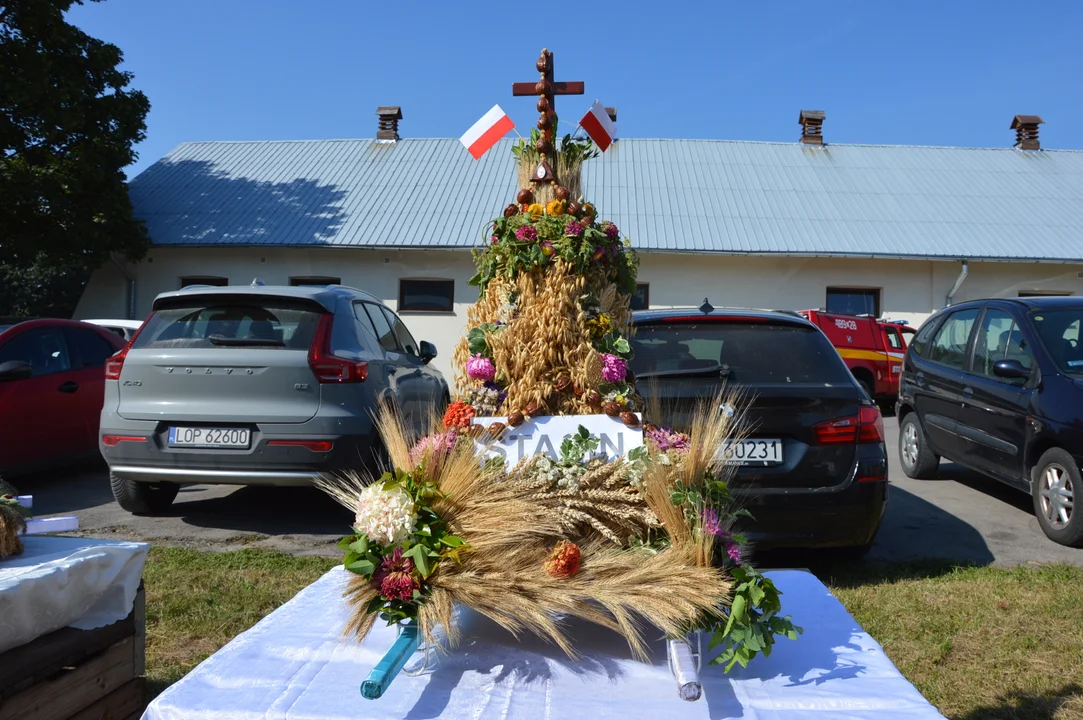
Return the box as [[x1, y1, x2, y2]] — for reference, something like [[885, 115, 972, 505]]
[[0, 360, 32, 381], [419, 341, 438, 364], [992, 359, 1028, 379]]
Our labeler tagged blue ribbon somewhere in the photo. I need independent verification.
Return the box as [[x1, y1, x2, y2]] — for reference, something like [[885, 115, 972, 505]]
[[361, 622, 420, 700]]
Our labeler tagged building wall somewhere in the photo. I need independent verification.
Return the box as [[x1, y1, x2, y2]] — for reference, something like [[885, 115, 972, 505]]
[[76, 247, 1083, 389]]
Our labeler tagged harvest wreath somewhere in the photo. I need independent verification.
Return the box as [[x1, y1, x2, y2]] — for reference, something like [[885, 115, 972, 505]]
[[317, 61, 800, 701]]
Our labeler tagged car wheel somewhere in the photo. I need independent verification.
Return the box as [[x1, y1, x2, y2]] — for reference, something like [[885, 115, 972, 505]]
[[856, 379, 872, 397], [899, 414, 939, 479], [1032, 449, 1083, 547], [110, 472, 179, 515], [830, 543, 873, 561]]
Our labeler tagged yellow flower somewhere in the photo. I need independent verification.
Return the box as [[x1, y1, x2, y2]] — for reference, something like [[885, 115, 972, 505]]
[[546, 199, 566, 216], [527, 203, 544, 220], [582, 203, 596, 221]]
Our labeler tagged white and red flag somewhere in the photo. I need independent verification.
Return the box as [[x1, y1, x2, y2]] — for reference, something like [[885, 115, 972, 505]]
[[578, 100, 617, 152], [460, 105, 515, 160]]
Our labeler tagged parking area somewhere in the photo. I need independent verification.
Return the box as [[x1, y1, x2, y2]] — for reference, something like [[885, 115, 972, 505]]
[[13, 417, 1083, 565]]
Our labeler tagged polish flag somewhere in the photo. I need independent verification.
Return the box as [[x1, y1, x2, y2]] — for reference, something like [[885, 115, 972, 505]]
[[579, 100, 617, 152], [460, 105, 515, 160]]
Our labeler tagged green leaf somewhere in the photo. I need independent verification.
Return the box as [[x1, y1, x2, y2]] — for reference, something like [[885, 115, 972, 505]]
[[366, 596, 385, 614], [337, 535, 355, 551], [402, 543, 431, 578], [346, 559, 376, 576], [348, 537, 369, 554], [440, 535, 464, 548]]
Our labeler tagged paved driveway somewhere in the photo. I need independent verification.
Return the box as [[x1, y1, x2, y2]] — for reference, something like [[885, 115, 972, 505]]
[[12, 418, 1083, 565]]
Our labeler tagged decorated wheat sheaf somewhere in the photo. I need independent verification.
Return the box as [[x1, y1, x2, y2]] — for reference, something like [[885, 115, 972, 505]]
[[319, 81, 800, 695]]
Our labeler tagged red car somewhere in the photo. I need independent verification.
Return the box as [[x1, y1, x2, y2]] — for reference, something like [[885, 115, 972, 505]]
[[0, 319, 126, 475]]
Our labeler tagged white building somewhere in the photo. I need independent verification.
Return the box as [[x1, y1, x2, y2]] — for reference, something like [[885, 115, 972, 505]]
[[77, 113, 1083, 386]]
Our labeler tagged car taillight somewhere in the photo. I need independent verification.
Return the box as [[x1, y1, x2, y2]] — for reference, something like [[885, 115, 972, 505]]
[[267, 440, 334, 452], [104, 346, 129, 380], [814, 406, 884, 444], [105, 314, 148, 381], [308, 314, 368, 383]]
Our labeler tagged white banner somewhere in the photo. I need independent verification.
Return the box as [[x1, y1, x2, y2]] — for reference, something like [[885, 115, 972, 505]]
[[473, 414, 643, 466]]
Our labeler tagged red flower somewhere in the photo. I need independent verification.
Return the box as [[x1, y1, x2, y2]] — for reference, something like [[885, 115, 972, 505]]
[[443, 400, 476, 430], [373, 547, 420, 601], [544, 540, 582, 578]]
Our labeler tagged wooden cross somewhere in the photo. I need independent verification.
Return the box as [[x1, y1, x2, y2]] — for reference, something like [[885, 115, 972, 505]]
[[512, 48, 584, 180]]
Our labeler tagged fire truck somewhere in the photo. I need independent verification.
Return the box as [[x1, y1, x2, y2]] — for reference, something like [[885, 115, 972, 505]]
[[798, 310, 917, 404]]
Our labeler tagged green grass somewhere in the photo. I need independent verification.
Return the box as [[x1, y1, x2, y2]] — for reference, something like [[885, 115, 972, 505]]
[[142, 548, 1083, 719]]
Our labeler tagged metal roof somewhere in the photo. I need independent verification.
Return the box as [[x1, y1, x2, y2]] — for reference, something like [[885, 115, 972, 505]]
[[130, 138, 1083, 262]]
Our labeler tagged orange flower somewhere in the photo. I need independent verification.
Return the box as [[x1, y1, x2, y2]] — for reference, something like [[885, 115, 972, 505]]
[[544, 540, 581, 578], [546, 199, 566, 216], [443, 400, 476, 430], [527, 203, 544, 220]]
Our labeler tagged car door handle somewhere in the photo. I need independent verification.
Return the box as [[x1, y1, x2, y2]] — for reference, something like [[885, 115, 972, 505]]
[[58, 381, 79, 394], [961, 387, 974, 399]]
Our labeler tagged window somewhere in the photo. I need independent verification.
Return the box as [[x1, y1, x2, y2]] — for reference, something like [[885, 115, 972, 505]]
[[631, 283, 650, 311], [66, 329, 117, 368], [179, 276, 228, 288], [1031, 309, 1083, 375], [382, 307, 418, 356], [353, 302, 380, 343], [884, 327, 903, 350], [362, 302, 399, 353], [132, 301, 321, 350], [973, 309, 1034, 379], [398, 279, 454, 313], [629, 323, 852, 385], [290, 276, 340, 287], [909, 317, 941, 357], [826, 288, 880, 317], [0, 328, 71, 376], [927, 308, 980, 370]]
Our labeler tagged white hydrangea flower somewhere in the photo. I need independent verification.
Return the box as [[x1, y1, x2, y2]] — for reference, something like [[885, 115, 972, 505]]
[[354, 484, 418, 546]]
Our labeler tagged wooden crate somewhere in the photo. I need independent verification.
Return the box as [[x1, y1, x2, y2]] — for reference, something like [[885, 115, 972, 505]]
[[0, 582, 146, 720]]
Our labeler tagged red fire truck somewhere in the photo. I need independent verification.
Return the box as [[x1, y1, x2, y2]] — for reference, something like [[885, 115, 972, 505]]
[[799, 310, 917, 404]]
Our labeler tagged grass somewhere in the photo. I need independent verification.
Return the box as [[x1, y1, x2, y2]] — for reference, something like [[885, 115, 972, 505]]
[[821, 561, 1083, 720], [142, 548, 1083, 719]]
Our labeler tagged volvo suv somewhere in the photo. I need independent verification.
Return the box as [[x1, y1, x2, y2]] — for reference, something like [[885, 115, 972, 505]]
[[100, 283, 448, 515], [897, 296, 1083, 547]]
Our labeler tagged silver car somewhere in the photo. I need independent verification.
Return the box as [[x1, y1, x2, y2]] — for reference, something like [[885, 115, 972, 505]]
[[99, 283, 448, 514]]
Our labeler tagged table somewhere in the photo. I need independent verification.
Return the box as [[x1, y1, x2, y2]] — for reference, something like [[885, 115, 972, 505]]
[[0, 535, 149, 654], [143, 568, 945, 719]]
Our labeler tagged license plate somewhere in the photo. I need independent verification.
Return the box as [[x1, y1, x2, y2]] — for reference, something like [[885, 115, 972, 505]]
[[168, 427, 251, 448], [721, 438, 783, 465]]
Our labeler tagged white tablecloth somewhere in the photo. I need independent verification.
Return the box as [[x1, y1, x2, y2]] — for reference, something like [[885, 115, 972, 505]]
[[144, 567, 945, 720], [0, 535, 149, 653]]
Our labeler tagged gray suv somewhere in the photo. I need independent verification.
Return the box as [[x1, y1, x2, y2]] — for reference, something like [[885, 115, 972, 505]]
[[100, 283, 448, 514]]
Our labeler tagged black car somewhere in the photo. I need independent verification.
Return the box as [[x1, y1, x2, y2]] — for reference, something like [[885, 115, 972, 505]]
[[630, 305, 888, 555], [896, 297, 1083, 547]]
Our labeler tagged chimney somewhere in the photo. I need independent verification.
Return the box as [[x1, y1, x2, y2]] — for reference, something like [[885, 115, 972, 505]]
[[605, 107, 617, 123], [799, 110, 826, 145], [1011, 114, 1044, 150], [376, 106, 402, 141]]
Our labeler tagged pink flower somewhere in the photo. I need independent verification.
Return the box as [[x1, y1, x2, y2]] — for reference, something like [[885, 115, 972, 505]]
[[565, 220, 584, 237], [646, 425, 690, 452], [516, 225, 538, 242], [603, 222, 619, 239], [490, 234, 499, 244], [601, 353, 627, 383], [591, 246, 606, 262], [702, 507, 723, 536], [373, 547, 420, 601], [409, 430, 457, 467], [540, 240, 555, 257], [725, 542, 742, 566], [466, 354, 496, 381]]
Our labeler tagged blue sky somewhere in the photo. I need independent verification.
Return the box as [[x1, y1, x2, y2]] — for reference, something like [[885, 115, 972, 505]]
[[69, 0, 1081, 178]]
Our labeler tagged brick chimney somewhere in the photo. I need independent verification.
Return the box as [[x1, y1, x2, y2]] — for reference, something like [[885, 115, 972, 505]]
[[376, 106, 402, 141], [605, 107, 617, 122], [799, 110, 825, 145], [1011, 114, 1044, 150]]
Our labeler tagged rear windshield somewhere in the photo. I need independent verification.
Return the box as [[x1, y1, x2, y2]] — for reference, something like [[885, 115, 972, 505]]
[[133, 300, 322, 350], [1031, 308, 1083, 374], [630, 322, 854, 384]]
